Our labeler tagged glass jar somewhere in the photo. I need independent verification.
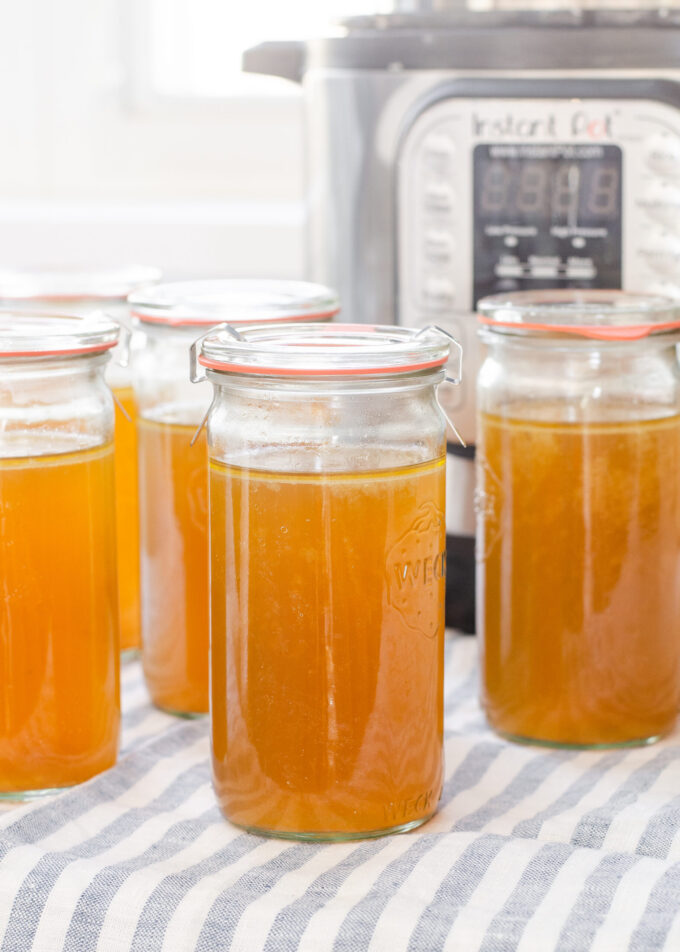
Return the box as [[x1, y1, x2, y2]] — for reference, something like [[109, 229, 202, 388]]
[[0, 266, 162, 658], [196, 323, 461, 840], [0, 311, 121, 798], [128, 280, 341, 717], [476, 290, 680, 749]]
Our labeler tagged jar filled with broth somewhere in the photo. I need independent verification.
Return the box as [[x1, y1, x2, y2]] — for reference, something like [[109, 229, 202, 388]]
[[0, 266, 162, 658], [476, 290, 680, 748], [128, 280, 340, 717], [196, 322, 461, 839], [0, 311, 121, 798]]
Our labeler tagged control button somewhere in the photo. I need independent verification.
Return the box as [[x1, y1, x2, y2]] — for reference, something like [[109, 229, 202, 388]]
[[422, 134, 455, 174], [421, 275, 455, 309], [527, 255, 561, 280], [495, 262, 524, 279], [531, 265, 559, 279], [424, 182, 455, 212], [423, 133, 455, 159], [566, 257, 596, 280], [639, 180, 680, 229], [639, 231, 680, 276], [644, 134, 680, 178], [495, 254, 524, 279], [424, 230, 454, 262]]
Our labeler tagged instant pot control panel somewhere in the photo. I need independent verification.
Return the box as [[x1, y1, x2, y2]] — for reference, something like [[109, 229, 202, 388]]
[[398, 96, 680, 437]]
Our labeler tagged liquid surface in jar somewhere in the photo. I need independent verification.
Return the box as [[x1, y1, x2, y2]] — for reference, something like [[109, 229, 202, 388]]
[[113, 387, 141, 655], [0, 442, 120, 794], [478, 410, 680, 747], [211, 455, 446, 837], [138, 417, 208, 715]]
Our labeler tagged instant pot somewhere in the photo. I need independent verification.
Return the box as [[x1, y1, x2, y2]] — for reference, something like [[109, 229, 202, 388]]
[[246, 4, 680, 631]]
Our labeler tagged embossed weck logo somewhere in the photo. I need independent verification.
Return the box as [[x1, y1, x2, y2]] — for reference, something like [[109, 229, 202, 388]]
[[387, 501, 446, 639]]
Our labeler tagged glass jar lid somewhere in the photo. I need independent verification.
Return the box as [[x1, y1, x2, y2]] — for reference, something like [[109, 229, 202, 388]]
[[478, 290, 680, 341], [195, 322, 458, 379], [129, 279, 341, 327], [0, 265, 162, 303], [0, 311, 120, 358]]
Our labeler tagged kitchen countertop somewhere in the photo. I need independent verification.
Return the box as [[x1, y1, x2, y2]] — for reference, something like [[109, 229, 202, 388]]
[[1, 635, 680, 951]]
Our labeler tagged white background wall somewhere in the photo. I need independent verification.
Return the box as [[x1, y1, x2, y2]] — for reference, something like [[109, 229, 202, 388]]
[[0, 0, 307, 277]]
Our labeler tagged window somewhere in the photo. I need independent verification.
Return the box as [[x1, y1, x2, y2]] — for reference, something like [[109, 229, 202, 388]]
[[0, 0, 381, 276], [147, 0, 377, 98]]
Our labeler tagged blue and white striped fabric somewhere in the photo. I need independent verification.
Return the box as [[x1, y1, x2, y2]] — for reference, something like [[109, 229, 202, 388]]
[[2, 635, 680, 951]]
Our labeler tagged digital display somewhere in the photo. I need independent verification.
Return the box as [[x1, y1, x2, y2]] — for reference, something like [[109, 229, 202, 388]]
[[473, 143, 623, 303], [478, 160, 620, 222]]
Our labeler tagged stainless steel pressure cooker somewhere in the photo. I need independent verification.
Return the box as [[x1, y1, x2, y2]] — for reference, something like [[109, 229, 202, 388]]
[[246, 4, 680, 631]]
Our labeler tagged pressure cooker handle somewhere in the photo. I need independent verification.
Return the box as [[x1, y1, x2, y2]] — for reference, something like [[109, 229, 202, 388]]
[[242, 41, 305, 85]]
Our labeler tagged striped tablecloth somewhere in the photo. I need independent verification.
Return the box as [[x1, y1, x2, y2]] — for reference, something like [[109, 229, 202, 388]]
[[2, 635, 680, 951]]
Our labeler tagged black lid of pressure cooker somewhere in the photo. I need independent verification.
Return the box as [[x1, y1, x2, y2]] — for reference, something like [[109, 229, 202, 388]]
[[244, 9, 680, 83]]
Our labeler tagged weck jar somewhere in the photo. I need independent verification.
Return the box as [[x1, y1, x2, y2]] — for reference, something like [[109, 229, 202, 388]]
[[195, 322, 461, 840], [128, 279, 340, 717], [476, 290, 680, 749], [0, 266, 162, 658], [0, 311, 121, 798]]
